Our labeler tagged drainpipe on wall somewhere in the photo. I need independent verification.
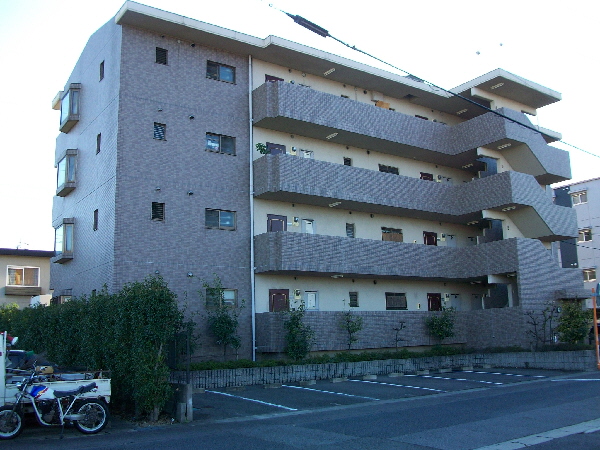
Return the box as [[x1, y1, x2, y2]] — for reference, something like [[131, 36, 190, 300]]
[[248, 54, 256, 362]]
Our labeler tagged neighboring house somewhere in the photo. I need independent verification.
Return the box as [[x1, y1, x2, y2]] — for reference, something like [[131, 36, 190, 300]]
[[1, 248, 54, 309], [554, 177, 600, 297], [50, 2, 586, 359]]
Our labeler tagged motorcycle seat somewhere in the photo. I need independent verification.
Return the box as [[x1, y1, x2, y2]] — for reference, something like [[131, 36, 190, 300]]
[[53, 382, 97, 398]]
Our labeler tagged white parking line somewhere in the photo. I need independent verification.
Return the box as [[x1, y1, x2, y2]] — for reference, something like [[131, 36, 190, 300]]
[[470, 371, 546, 378], [205, 390, 298, 410], [420, 374, 503, 385], [283, 384, 379, 400], [350, 379, 446, 392]]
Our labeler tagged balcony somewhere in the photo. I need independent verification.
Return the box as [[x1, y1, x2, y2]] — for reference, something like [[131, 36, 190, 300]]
[[252, 82, 570, 184], [254, 155, 577, 241]]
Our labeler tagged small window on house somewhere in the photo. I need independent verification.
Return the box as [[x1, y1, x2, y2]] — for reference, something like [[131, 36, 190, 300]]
[[7, 266, 40, 287], [382, 227, 403, 242], [206, 61, 235, 83], [579, 228, 592, 242], [265, 74, 284, 82], [93, 209, 99, 231], [571, 191, 588, 205], [205, 209, 236, 231], [156, 47, 168, 65], [151, 202, 165, 221], [386, 292, 407, 310], [153, 123, 166, 140], [584, 269, 597, 282], [206, 133, 235, 155], [379, 164, 399, 175], [343, 157, 352, 166], [420, 172, 434, 181], [346, 223, 356, 238], [349, 292, 359, 308], [96, 133, 102, 154], [206, 288, 237, 308], [99, 61, 105, 81]]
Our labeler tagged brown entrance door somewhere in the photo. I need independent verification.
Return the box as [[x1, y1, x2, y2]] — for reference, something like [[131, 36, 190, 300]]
[[428, 293, 442, 311], [269, 289, 289, 312], [267, 214, 287, 232], [423, 231, 437, 246]]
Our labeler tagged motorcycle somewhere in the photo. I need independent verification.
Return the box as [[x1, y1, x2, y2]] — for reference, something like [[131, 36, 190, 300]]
[[0, 366, 109, 439]]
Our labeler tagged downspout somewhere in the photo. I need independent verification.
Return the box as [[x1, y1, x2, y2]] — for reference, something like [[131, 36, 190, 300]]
[[248, 54, 256, 361]]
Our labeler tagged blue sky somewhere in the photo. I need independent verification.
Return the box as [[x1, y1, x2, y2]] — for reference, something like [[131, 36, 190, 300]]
[[0, 0, 596, 250]]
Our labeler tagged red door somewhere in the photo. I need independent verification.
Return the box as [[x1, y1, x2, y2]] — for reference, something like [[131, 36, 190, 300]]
[[428, 293, 442, 311], [423, 231, 437, 246], [269, 289, 289, 312]]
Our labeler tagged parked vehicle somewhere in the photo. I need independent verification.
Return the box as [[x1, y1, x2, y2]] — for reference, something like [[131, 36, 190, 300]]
[[1, 331, 111, 440]]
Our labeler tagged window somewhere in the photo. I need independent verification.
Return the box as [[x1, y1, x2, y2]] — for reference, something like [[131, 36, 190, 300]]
[[379, 164, 399, 175], [56, 149, 77, 197], [571, 191, 588, 205], [206, 209, 236, 230], [305, 291, 318, 310], [96, 133, 102, 154], [93, 209, 99, 231], [386, 292, 407, 310], [343, 157, 352, 166], [584, 269, 597, 282], [346, 223, 356, 238], [578, 228, 592, 242], [420, 172, 434, 181], [206, 61, 235, 83], [206, 288, 237, 308], [265, 74, 284, 82], [151, 202, 165, 221], [349, 292, 359, 308], [156, 47, 168, 65], [382, 227, 403, 242], [7, 266, 40, 287], [53, 219, 74, 263], [206, 133, 235, 155], [59, 83, 81, 133], [99, 61, 105, 81], [153, 122, 166, 140]]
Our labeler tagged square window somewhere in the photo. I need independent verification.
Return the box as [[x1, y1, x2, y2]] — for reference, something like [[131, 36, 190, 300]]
[[156, 47, 168, 65], [343, 157, 352, 166], [349, 292, 359, 307], [152, 202, 165, 221], [206, 288, 237, 308], [206, 61, 236, 83], [154, 122, 166, 140], [571, 191, 587, 205], [96, 133, 102, 154], [205, 208, 236, 231], [206, 133, 236, 155], [99, 61, 105, 81], [386, 292, 407, 310], [578, 228, 592, 242]]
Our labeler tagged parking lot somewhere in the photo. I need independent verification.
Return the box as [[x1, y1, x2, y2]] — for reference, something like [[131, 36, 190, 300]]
[[192, 368, 566, 422]]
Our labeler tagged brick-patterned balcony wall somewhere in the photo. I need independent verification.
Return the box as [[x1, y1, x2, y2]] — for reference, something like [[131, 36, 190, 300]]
[[462, 308, 528, 348], [253, 155, 577, 240], [252, 82, 570, 183], [171, 351, 596, 389]]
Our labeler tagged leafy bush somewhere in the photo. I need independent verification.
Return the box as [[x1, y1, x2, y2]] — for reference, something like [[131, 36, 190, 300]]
[[556, 302, 592, 344], [284, 303, 315, 361], [425, 307, 456, 343]]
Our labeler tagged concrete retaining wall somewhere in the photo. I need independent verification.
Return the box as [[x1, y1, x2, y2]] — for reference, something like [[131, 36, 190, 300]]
[[171, 350, 596, 389]]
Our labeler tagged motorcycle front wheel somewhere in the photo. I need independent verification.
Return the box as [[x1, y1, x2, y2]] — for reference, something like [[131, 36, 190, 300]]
[[0, 406, 23, 440], [74, 400, 109, 434]]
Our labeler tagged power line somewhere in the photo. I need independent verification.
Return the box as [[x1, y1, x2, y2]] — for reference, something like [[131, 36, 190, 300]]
[[272, 6, 599, 160]]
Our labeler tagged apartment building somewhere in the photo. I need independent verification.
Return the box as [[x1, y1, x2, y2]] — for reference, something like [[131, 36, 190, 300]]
[[51, 2, 586, 359]]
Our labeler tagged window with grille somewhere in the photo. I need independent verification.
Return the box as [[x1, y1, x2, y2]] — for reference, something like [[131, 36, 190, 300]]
[[205, 208, 236, 230], [206, 61, 235, 83], [156, 47, 168, 65], [571, 191, 587, 205], [386, 292, 407, 310], [379, 164, 399, 175], [153, 123, 166, 140], [206, 133, 235, 155], [151, 202, 165, 221], [349, 292, 359, 308], [578, 228, 592, 242], [346, 223, 355, 238]]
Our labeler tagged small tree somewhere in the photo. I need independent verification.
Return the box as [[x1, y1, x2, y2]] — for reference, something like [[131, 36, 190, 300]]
[[425, 307, 455, 343], [525, 302, 558, 349], [556, 302, 592, 344], [340, 310, 363, 350], [203, 276, 243, 361], [284, 302, 315, 361], [256, 143, 269, 154]]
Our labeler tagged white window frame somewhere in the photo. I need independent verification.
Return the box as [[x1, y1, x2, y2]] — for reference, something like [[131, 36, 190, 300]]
[[584, 268, 597, 282], [578, 228, 592, 242], [571, 191, 587, 205], [6, 266, 40, 287]]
